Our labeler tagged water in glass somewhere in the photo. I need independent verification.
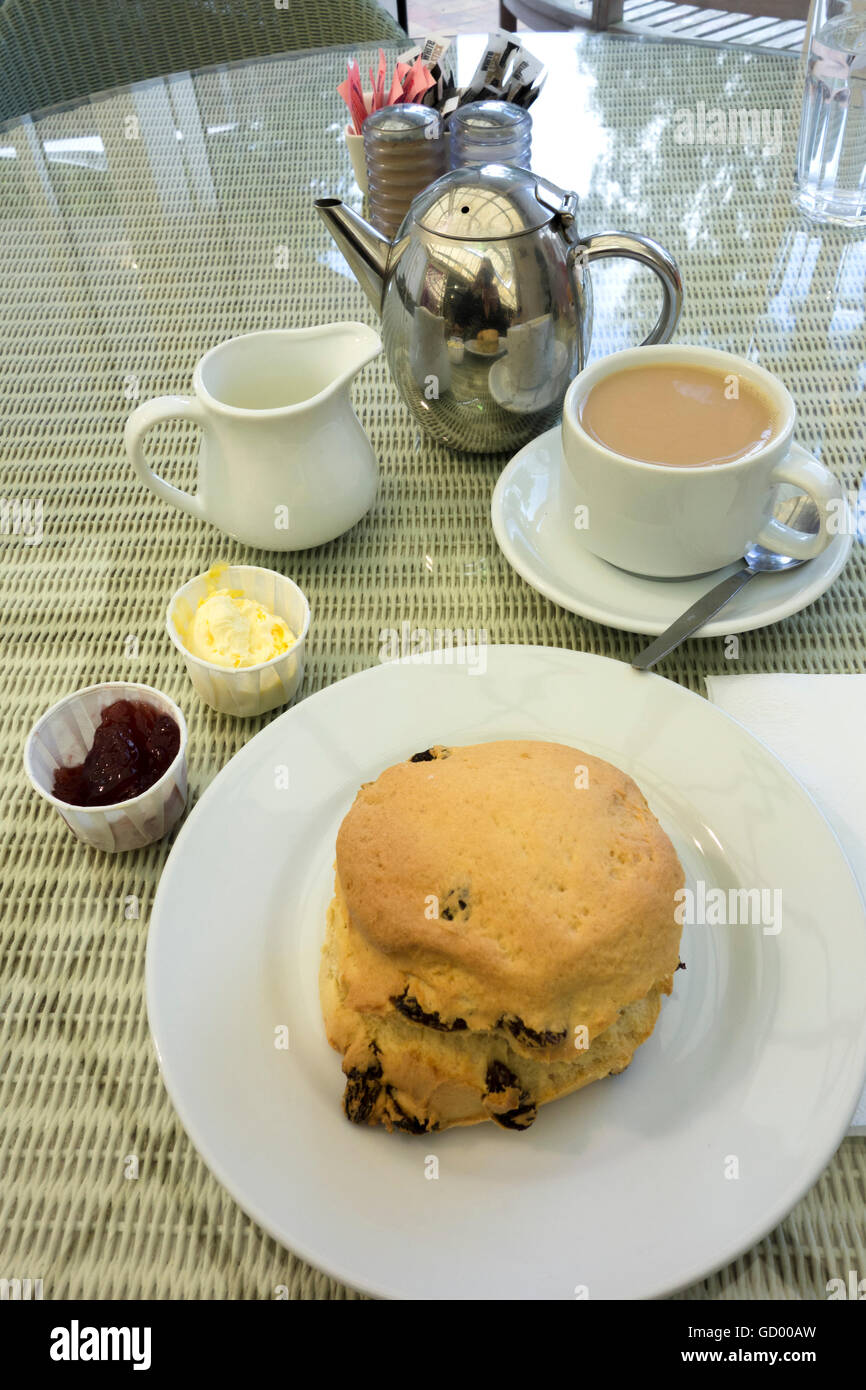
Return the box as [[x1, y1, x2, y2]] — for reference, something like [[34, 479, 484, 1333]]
[[795, 14, 866, 225]]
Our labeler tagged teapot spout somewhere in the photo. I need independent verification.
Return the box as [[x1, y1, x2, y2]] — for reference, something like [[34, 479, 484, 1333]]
[[315, 198, 393, 314]]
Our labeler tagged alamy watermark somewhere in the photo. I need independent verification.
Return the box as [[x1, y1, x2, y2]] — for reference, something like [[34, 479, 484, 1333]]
[[827, 1270, 866, 1299], [50, 1320, 151, 1370], [826, 488, 866, 535], [378, 620, 487, 675], [672, 101, 785, 155], [0, 497, 43, 545], [676, 882, 782, 935], [0, 1277, 43, 1299]]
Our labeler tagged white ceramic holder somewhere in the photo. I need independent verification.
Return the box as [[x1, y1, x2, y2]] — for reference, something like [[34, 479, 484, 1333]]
[[345, 89, 373, 194], [346, 125, 368, 194]]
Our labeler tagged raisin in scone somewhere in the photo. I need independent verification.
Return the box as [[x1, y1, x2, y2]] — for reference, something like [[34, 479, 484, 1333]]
[[320, 740, 684, 1133]]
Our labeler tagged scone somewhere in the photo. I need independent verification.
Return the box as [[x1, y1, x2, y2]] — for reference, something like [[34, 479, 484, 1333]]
[[476, 328, 499, 353], [320, 740, 684, 1133]]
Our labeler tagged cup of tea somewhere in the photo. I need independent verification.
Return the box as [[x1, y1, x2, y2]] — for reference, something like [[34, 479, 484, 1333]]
[[561, 344, 842, 578]]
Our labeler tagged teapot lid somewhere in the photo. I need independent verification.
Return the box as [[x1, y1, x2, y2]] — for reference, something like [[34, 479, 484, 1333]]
[[412, 165, 574, 241]]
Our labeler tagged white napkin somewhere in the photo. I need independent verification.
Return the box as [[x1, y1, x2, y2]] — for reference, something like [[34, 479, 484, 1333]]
[[705, 674, 866, 1134]]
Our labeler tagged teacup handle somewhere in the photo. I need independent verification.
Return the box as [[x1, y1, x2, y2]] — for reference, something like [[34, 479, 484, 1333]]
[[754, 453, 842, 561], [572, 232, 684, 346], [124, 395, 209, 521]]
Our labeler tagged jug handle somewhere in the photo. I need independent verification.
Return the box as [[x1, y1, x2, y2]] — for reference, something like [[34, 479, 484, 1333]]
[[569, 232, 683, 345], [124, 395, 209, 521]]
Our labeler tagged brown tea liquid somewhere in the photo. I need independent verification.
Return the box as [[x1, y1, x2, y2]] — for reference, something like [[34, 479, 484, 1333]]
[[578, 363, 778, 467]]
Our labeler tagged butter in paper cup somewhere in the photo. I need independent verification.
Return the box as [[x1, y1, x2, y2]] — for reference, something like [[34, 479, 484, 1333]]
[[23, 682, 188, 852], [167, 564, 310, 718]]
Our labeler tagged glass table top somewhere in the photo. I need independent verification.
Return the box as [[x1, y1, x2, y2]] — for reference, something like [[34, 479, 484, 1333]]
[[1, 30, 864, 1304]]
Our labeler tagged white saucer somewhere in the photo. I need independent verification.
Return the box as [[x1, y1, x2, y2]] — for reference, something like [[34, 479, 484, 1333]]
[[489, 341, 569, 412], [491, 427, 853, 637]]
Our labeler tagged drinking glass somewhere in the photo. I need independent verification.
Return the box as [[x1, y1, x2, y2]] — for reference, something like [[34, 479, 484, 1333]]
[[795, 6, 866, 224]]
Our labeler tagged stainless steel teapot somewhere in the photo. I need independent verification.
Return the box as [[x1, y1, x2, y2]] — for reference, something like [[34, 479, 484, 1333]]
[[316, 165, 682, 454]]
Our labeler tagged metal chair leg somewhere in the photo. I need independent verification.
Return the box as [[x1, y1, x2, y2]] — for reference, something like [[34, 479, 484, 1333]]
[[591, 0, 624, 26]]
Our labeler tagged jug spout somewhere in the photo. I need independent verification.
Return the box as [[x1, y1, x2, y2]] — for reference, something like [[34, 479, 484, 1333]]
[[315, 198, 393, 314]]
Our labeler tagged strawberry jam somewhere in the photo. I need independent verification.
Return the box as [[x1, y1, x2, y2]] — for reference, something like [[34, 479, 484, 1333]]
[[52, 699, 180, 807]]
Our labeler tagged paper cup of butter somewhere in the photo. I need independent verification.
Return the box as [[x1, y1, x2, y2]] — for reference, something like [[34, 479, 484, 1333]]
[[23, 681, 188, 852], [167, 564, 310, 717]]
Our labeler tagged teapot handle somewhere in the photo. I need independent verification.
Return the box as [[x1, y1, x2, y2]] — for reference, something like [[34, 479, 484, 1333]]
[[569, 232, 683, 345]]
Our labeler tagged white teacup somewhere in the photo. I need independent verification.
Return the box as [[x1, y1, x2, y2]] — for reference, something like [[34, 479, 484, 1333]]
[[124, 324, 381, 551], [506, 314, 554, 390], [562, 344, 842, 579], [409, 305, 451, 393]]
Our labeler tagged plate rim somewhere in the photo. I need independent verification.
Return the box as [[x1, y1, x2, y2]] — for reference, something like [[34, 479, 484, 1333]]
[[146, 646, 866, 1300], [491, 429, 853, 637]]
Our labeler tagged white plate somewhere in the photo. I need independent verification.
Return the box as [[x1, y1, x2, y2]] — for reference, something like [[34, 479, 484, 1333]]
[[489, 341, 569, 412], [491, 428, 853, 636], [146, 647, 866, 1301], [464, 336, 507, 359]]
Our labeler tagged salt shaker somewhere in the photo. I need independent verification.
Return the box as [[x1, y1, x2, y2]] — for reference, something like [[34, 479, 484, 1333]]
[[450, 100, 532, 171], [363, 104, 447, 238]]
